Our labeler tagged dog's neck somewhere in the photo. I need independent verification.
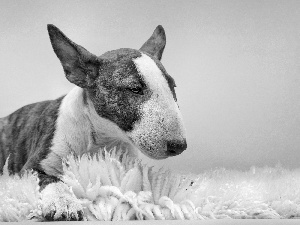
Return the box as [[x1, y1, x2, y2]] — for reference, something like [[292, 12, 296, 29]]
[[40, 87, 138, 176]]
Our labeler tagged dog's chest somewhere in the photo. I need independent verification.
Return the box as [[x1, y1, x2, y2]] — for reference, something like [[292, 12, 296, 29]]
[[40, 87, 136, 176]]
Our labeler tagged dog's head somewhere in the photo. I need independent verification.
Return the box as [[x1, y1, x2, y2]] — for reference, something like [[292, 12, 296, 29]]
[[48, 24, 187, 159]]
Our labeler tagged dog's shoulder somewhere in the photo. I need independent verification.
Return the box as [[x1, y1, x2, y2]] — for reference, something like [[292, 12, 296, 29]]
[[0, 96, 65, 173], [5, 96, 65, 135]]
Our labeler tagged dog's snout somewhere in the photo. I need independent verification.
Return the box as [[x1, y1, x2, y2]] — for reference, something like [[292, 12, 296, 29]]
[[166, 139, 187, 156]]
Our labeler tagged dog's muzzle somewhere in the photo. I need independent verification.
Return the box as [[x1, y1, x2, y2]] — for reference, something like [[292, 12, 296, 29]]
[[166, 138, 187, 156]]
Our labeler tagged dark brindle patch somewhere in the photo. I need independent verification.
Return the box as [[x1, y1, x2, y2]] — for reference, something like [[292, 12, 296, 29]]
[[0, 118, 9, 171], [0, 97, 64, 174], [86, 49, 153, 132]]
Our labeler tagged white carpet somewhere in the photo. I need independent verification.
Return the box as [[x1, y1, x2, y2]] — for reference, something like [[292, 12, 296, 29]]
[[1, 149, 300, 221]]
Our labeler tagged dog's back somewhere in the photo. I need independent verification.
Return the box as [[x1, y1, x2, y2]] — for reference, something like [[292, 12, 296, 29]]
[[0, 97, 64, 174]]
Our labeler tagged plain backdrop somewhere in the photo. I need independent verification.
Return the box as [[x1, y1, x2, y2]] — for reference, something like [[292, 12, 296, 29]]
[[1, 0, 300, 174]]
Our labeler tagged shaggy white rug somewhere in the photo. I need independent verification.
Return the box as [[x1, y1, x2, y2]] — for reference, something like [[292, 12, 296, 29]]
[[1, 149, 300, 221]]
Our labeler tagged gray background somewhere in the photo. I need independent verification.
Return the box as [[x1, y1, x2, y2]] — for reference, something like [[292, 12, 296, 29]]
[[1, 0, 300, 174]]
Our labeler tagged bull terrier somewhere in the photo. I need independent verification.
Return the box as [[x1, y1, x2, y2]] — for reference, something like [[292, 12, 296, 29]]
[[0, 24, 187, 220]]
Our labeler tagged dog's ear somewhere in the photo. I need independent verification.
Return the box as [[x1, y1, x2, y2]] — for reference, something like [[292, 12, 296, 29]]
[[140, 25, 166, 60], [47, 24, 99, 88]]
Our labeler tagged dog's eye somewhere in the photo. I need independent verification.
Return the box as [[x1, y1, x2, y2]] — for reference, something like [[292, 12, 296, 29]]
[[128, 87, 143, 95]]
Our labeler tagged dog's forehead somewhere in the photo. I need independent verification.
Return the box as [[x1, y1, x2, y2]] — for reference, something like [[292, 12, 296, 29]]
[[133, 52, 177, 101], [100, 48, 142, 62], [99, 48, 176, 99], [99, 48, 143, 82], [133, 53, 165, 87]]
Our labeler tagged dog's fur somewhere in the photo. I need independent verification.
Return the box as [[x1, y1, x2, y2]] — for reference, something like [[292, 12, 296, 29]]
[[0, 25, 187, 220]]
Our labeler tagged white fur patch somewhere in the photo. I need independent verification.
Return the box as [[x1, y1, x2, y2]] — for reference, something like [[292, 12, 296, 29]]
[[40, 87, 138, 176], [128, 53, 186, 159]]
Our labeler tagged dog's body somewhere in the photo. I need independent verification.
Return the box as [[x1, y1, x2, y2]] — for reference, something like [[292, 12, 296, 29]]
[[0, 87, 137, 176], [0, 25, 187, 220]]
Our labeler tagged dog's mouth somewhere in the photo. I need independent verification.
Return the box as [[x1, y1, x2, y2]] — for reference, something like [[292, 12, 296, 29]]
[[166, 150, 180, 157], [138, 143, 186, 160], [134, 144, 169, 160], [148, 154, 170, 160], [126, 134, 187, 160]]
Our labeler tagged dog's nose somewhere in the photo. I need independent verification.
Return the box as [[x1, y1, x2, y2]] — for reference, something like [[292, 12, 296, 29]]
[[166, 139, 187, 156]]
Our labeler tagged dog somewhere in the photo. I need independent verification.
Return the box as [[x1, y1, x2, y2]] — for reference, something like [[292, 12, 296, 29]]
[[0, 24, 187, 220]]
